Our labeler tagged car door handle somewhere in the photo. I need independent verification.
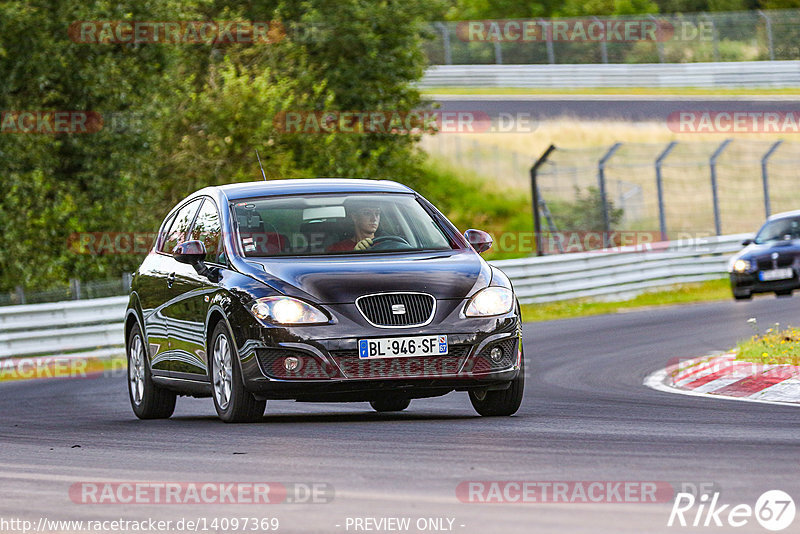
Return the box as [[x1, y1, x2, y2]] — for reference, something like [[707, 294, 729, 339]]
[[167, 272, 176, 288]]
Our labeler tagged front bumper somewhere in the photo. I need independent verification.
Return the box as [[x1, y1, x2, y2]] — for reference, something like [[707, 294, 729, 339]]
[[729, 271, 800, 295], [235, 315, 523, 401]]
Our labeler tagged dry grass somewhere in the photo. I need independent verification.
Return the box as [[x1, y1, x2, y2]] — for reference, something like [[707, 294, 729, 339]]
[[420, 119, 800, 236]]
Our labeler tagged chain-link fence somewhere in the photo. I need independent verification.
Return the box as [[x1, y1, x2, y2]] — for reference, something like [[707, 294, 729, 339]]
[[424, 9, 800, 65], [534, 140, 800, 238], [0, 274, 132, 307], [422, 137, 800, 246]]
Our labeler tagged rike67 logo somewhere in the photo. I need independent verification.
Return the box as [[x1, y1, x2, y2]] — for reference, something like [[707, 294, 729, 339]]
[[668, 490, 795, 531]]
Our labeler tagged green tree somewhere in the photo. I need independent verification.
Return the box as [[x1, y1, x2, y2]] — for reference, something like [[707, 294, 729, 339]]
[[0, 0, 190, 290]]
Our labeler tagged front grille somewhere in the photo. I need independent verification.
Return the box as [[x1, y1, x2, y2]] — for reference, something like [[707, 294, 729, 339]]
[[756, 254, 795, 270], [355, 292, 435, 327], [256, 349, 332, 380], [330, 344, 471, 379]]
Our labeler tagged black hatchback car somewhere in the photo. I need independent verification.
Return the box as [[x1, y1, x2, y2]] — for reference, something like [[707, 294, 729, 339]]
[[125, 179, 524, 422], [729, 210, 800, 300]]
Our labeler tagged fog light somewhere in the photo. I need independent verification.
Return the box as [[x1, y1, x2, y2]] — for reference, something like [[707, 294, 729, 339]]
[[489, 347, 504, 363], [284, 356, 301, 372]]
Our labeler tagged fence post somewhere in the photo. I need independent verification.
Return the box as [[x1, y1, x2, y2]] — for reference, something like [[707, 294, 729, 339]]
[[593, 17, 608, 63], [540, 20, 555, 64], [761, 140, 782, 218], [655, 141, 678, 242], [598, 142, 623, 247], [434, 23, 452, 65], [14, 286, 25, 305], [709, 139, 732, 236], [70, 278, 82, 300], [648, 15, 665, 63], [709, 17, 720, 62], [494, 41, 503, 65], [758, 10, 775, 61], [122, 272, 134, 291], [531, 144, 557, 256]]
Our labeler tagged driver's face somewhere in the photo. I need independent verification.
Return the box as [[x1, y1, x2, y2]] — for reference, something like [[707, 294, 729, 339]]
[[353, 207, 380, 235]]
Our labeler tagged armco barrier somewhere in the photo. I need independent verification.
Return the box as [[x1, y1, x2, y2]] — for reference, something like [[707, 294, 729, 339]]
[[493, 233, 746, 303], [419, 62, 800, 88], [0, 234, 746, 359], [0, 296, 127, 360]]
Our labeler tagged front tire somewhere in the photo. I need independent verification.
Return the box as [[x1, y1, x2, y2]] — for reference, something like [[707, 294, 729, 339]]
[[469, 343, 525, 417], [210, 321, 266, 423], [127, 323, 176, 419], [775, 289, 793, 297], [370, 397, 411, 412]]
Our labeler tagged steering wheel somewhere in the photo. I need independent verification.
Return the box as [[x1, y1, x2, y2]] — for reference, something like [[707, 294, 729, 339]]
[[369, 235, 412, 250]]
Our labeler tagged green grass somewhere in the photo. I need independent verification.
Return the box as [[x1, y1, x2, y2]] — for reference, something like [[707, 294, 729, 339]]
[[735, 325, 800, 366], [422, 87, 800, 96], [520, 278, 731, 322], [416, 156, 533, 261]]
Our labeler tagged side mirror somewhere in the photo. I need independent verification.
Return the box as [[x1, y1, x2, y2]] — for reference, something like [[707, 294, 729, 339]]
[[741, 238, 753, 246], [464, 229, 493, 254], [173, 240, 207, 265]]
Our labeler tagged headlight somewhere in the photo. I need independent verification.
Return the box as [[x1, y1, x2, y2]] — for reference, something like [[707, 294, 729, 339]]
[[729, 259, 751, 273], [464, 287, 514, 317], [250, 296, 328, 325]]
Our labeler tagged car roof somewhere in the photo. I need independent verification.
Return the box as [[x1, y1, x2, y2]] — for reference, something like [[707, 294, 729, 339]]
[[767, 209, 800, 221], [212, 179, 414, 201]]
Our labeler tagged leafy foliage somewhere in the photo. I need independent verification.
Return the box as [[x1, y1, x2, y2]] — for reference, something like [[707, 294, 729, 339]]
[[0, 0, 446, 292], [548, 186, 624, 232]]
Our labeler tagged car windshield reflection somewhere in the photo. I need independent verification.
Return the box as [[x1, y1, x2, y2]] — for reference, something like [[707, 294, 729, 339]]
[[754, 217, 800, 244], [232, 193, 456, 257]]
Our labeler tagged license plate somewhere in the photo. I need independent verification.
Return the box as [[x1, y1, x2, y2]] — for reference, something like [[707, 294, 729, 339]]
[[358, 335, 448, 359], [759, 268, 794, 281]]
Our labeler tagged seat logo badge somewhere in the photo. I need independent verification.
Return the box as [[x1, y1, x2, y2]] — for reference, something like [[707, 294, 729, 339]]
[[772, 252, 779, 260], [391, 304, 406, 315]]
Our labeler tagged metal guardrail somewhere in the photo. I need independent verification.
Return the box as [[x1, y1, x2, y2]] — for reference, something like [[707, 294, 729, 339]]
[[0, 235, 746, 359], [419, 62, 800, 88], [493, 233, 746, 303], [0, 296, 127, 360]]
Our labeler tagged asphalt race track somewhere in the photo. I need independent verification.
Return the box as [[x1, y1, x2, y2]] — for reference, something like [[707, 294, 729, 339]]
[[432, 95, 800, 122], [2, 297, 800, 533]]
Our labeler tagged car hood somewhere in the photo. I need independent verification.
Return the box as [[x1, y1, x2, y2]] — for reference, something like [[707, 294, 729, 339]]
[[245, 250, 492, 304], [738, 240, 800, 260]]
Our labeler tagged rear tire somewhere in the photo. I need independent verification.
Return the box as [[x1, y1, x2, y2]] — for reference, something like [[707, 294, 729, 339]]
[[370, 397, 411, 412], [210, 321, 266, 423], [733, 292, 752, 301], [776, 290, 793, 297], [469, 343, 525, 417], [127, 323, 176, 420]]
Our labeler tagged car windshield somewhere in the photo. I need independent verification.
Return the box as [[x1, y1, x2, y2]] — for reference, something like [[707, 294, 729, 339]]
[[754, 217, 800, 244], [231, 193, 456, 257]]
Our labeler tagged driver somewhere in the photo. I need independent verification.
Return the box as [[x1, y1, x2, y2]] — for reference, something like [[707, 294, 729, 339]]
[[327, 201, 381, 252]]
